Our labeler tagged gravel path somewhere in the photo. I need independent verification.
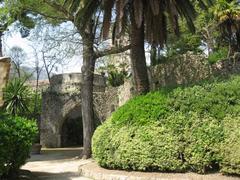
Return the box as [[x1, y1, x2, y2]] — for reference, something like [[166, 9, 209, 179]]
[[21, 147, 92, 180]]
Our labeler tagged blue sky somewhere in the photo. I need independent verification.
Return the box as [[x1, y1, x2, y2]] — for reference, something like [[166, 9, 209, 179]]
[[2, 24, 83, 74]]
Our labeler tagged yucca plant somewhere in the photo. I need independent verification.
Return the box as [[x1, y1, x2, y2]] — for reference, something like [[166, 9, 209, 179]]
[[3, 78, 31, 116]]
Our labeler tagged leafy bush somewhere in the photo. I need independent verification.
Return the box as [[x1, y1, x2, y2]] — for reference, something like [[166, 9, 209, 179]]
[[27, 90, 42, 119], [208, 47, 228, 64], [0, 114, 38, 178], [220, 116, 240, 175], [92, 76, 240, 174], [93, 120, 185, 172], [93, 113, 223, 173], [182, 115, 223, 173], [169, 76, 240, 119], [108, 71, 126, 87], [110, 76, 240, 126], [111, 90, 169, 126]]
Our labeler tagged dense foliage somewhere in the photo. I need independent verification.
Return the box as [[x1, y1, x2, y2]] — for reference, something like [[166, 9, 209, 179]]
[[3, 78, 42, 120], [92, 75, 240, 174], [208, 47, 228, 64], [109, 76, 240, 126], [0, 114, 37, 178], [220, 116, 240, 175]]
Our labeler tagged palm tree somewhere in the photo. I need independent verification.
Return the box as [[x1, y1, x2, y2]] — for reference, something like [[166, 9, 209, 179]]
[[213, 0, 240, 56], [44, 0, 211, 158], [13, 0, 211, 158], [101, 0, 212, 94]]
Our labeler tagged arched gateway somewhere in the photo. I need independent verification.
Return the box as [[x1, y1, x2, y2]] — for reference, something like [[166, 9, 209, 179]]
[[40, 73, 107, 148]]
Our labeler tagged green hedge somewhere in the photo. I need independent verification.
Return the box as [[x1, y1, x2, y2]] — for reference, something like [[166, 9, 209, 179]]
[[220, 116, 240, 175], [0, 114, 37, 178], [93, 113, 223, 173], [111, 76, 240, 127], [92, 76, 240, 174]]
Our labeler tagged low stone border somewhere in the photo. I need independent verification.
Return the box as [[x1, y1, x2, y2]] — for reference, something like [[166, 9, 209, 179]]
[[78, 161, 240, 180]]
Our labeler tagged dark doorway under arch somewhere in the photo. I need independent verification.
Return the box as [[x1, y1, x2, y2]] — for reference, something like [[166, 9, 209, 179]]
[[60, 105, 101, 147], [61, 117, 83, 147]]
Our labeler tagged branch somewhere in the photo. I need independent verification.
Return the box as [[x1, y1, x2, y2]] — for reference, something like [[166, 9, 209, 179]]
[[95, 45, 131, 59], [31, 9, 69, 21], [43, 0, 74, 21]]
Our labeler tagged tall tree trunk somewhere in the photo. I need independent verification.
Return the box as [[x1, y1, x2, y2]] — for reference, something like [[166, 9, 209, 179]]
[[150, 45, 157, 66], [0, 32, 3, 57], [236, 30, 240, 52], [16, 66, 21, 78], [228, 34, 235, 57], [79, 22, 96, 159], [42, 52, 51, 82], [130, 11, 149, 95], [34, 71, 40, 115]]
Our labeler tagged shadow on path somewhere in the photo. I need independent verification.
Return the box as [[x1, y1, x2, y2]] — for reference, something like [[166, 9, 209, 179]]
[[28, 147, 84, 162], [21, 147, 92, 180], [32, 171, 80, 180]]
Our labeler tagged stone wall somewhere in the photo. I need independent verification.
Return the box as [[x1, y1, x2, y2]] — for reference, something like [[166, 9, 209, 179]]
[[0, 57, 11, 107], [149, 52, 210, 90], [112, 52, 240, 109], [211, 53, 240, 76], [40, 73, 107, 148], [40, 53, 240, 148], [94, 80, 134, 121], [149, 52, 240, 90], [41, 92, 82, 147]]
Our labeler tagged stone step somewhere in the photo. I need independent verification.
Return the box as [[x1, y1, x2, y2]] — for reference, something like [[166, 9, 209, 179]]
[[79, 162, 240, 180]]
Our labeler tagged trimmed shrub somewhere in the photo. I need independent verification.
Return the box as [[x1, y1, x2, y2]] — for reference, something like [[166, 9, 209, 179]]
[[169, 77, 240, 119], [220, 116, 240, 175], [0, 114, 38, 178], [92, 75, 240, 174], [110, 90, 169, 126], [183, 115, 223, 173], [110, 76, 240, 127], [93, 120, 185, 172], [93, 113, 223, 173]]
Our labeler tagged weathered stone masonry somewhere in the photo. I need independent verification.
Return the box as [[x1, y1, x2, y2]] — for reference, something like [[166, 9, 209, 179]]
[[40, 73, 109, 147], [41, 53, 240, 148], [0, 57, 11, 107]]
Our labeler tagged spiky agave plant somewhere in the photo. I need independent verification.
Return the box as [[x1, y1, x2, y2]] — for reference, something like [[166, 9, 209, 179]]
[[3, 78, 31, 116]]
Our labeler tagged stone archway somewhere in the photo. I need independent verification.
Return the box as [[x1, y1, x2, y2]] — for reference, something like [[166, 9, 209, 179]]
[[60, 105, 83, 147], [40, 73, 109, 148]]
